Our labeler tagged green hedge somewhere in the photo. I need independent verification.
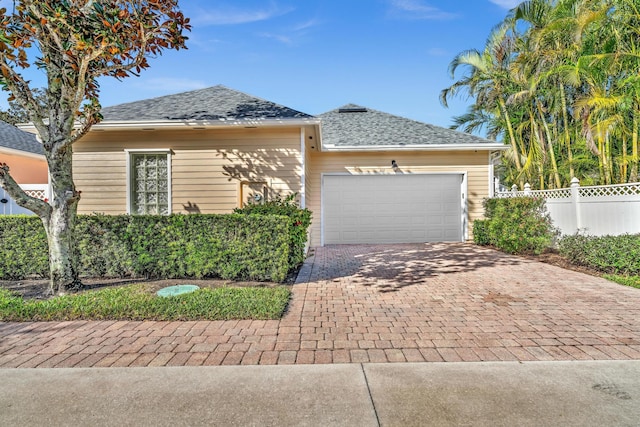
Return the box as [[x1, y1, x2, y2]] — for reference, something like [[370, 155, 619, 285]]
[[0, 215, 49, 280], [473, 197, 558, 254], [472, 220, 490, 246], [234, 194, 312, 269], [558, 233, 640, 275], [0, 214, 291, 282]]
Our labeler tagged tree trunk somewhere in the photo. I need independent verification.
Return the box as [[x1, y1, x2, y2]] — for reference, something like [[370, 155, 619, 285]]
[[596, 122, 606, 184], [622, 135, 628, 183], [604, 132, 613, 185], [530, 113, 546, 189], [631, 112, 639, 182], [44, 144, 81, 295], [560, 85, 575, 179], [43, 204, 80, 294], [537, 101, 561, 188], [499, 99, 524, 175]]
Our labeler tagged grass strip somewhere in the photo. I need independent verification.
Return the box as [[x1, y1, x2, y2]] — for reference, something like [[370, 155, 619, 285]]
[[0, 285, 291, 322], [604, 274, 640, 290]]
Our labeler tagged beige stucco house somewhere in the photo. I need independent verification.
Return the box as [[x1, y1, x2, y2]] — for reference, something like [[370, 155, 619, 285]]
[[69, 85, 505, 247]]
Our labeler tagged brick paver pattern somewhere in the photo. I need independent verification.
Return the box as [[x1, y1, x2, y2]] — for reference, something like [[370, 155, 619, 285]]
[[1, 243, 639, 368]]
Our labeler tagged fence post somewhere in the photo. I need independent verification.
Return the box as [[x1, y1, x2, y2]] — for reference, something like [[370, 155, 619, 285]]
[[524, 183, 531, 196], [570, 177, 581, 233], [511, 184, 518, 195]]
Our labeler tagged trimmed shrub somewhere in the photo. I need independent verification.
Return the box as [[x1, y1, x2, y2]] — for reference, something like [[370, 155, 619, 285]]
[[75, 214, 133, 278], [234, 194, 312, 269], [0, 216, 49, 279], [472, 220, 490, 245], [0, 214, 291, 282], [474, 197, 558, 255], [559, 233, 640, 275]]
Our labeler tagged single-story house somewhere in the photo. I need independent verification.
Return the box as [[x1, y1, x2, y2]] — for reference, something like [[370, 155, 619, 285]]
[[0, 120, 48, 185], [60, 85, 504, 246]]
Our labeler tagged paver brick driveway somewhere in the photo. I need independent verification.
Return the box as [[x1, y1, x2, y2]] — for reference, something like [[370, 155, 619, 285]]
[[1, 243, 639, 367]]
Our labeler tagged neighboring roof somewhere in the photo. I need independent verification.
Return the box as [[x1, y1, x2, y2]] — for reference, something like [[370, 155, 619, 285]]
[[319, 104, 504, 150], [0, 120, 44, 156], [101, 85, 314, 123]]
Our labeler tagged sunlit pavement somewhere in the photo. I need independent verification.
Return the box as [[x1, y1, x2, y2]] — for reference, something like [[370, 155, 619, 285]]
[[1, 243, 639, 367]]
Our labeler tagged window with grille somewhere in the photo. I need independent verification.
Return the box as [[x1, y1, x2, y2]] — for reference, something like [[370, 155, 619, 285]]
[[130, 153, 170, 214]]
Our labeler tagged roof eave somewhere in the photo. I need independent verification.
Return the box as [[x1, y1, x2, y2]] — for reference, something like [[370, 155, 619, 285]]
[[0, 146, 45, 159], [320, 143, 507, 152], [91, 118, 321, 131]]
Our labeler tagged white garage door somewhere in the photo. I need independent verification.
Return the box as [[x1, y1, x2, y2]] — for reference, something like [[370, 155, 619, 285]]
[[323, 174, 463, 244]]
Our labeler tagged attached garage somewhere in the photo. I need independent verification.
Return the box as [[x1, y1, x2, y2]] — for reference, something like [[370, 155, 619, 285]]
[[322, 173, 464, 244], [307, 104, 506, 247]]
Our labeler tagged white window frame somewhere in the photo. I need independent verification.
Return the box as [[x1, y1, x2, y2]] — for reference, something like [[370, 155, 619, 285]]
[[125, 149, 172, 215]]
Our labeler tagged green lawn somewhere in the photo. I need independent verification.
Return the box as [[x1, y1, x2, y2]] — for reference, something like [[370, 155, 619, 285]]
[[604, 274, 640, 290], [0, 285, 291, 321]]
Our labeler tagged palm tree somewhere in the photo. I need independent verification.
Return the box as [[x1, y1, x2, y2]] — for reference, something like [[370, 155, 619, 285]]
[[509, 0, 610, 186], [442, 0, 640, 187], [441, 24, 525, 178]]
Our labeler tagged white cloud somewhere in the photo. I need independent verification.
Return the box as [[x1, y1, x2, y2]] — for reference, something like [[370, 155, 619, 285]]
[[388, 0, 457, 20], [488, 0, 522, 9], [292, 19, 320, 32], [259, 19, 321, 46], [185, 32, 228, 53], [194, 3, 294, 26], [259, 33, 294, 45]]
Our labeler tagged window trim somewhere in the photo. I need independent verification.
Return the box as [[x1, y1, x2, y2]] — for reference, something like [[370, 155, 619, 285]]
[[125, 149, 172, 215]]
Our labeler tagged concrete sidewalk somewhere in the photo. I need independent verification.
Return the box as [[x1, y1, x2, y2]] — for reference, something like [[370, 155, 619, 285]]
[[2, 361, 639, 426]]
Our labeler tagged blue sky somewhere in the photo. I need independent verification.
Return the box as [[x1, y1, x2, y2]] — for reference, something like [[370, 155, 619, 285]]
[[3, 0, 521, 130]]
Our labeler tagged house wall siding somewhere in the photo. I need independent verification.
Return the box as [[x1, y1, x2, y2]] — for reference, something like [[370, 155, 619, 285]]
[[0, 152, 48, 184], [307, 150, 490, 246], [303, 127, 319, 208], [73, 127, 303, 215]]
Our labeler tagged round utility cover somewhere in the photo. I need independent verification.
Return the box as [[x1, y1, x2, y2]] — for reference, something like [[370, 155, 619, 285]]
[[157, 285, 200, 297]]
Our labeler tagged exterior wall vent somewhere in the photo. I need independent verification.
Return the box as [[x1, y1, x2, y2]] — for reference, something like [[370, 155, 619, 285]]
[[338, 107, 368, 113]]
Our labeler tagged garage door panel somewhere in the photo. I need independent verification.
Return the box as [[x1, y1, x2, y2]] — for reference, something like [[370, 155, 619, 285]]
[[444, 216, 460, 226], [410, 217, 426, 226], [444, 230, 461, 239], [323, 174, 463, 244], [425, 203, 444, 214], [427, 230, 445, 239], [341, 205, 360, 215]]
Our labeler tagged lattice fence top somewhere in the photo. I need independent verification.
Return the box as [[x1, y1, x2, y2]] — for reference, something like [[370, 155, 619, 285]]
[[531, 189, 571, 199], [495, 192, 519, 198], [579, 182, 640, 198], [495, 182, 640, 200], [23, 189, 47, 200], [495, 189, 571, 199]]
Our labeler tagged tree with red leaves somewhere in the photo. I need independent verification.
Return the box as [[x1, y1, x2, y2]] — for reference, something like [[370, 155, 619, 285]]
[[0, 1, 190, 294]]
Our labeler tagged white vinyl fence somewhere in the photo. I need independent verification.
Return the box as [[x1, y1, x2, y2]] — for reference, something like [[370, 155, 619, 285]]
[[0, 184, 50, 215], [495, 178, 640, 236]]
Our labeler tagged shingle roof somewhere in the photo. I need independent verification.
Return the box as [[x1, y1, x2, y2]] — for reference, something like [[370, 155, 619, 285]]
[[101, 85, 314, 122], [0, 120, 43, 155], [319, 104, 499, 148]]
